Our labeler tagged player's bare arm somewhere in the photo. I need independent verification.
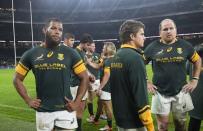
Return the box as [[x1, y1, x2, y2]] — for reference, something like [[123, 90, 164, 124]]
[[96, 71, 110, 96], [183, 57, 202, 93], [13, 72, 41, 109]]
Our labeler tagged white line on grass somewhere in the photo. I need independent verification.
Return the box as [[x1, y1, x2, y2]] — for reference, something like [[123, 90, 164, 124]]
[[0, 104, 33, 111]]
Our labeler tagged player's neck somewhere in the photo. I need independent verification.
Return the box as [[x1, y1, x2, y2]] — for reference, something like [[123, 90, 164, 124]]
[[160, 38, 177, 45], [44, 41, 59, 49], [127, 41, 138, 49]]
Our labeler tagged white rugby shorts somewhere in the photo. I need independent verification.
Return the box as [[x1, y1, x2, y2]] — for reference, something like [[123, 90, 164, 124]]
[[36, 110, 77, 131], [70, 86, 88, 101]]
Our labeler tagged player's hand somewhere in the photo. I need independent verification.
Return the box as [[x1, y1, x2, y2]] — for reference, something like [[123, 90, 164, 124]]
[[182, 80, 198, 93], [147, 81, 157, 94], [89, 75, 95, 83], [88, 84, 94, 91], [86, 57, 93, 65], [65, 97, 82, 112], [95, 89, 102, 96], [27, 98, 41, 109]]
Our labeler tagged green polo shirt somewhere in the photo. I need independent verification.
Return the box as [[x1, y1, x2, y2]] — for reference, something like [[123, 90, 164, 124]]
[[110, 44, 150, 128]]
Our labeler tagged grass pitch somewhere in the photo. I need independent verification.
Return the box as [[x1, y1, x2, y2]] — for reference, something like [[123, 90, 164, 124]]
[[0, 67, 202, 130]]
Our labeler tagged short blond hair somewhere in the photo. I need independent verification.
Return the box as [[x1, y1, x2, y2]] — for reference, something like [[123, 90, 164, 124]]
[[103, 42, 116, 56]]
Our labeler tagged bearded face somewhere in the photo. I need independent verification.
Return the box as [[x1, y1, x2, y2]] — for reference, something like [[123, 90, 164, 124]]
[[45, 21, 63, 48]]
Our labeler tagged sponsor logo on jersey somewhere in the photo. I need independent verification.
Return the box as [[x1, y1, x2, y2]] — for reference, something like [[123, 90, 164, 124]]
[[57, 53, 64, 60]]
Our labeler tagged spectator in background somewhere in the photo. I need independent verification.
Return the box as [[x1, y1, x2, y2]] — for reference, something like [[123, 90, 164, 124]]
[[188, 44, 203, 131], [145, 18, 202, 131], [13, 18, 89, 131]]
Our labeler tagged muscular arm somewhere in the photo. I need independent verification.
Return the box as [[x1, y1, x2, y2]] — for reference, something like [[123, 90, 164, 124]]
[[13, 72, 41, 109], [99, 71, 110, 90], [183, 57, 202, 93], [192, 57, 202, 78], [13, 72, 31, 104], [87, 59, 101, 69]]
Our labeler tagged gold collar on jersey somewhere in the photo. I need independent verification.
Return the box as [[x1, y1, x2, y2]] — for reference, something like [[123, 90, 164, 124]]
[[121, 44, 137, 49]]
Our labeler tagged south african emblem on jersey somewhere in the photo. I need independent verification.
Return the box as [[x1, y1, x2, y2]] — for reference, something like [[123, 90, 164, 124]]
[[57, 53, 64, 60], [177, 48, 183, 54]]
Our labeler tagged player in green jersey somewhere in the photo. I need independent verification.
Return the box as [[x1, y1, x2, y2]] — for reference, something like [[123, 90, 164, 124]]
[[95, 42, 115, 131], [13, 18, 89, 131], [70, 33, 94, 131], [145, 19, 202, 131], [85, 42, 102, 122], [110, 20, 154, 131]]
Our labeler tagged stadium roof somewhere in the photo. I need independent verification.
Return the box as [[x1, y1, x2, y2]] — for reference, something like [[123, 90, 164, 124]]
[[0, 0, 203, 41]]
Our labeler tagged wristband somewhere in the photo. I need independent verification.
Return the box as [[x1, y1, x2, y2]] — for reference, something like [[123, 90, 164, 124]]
[[192, 77, 199, 80]]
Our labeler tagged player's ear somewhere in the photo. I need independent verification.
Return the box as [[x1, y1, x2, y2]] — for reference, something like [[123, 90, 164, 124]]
[[130, 33, 135, 40]]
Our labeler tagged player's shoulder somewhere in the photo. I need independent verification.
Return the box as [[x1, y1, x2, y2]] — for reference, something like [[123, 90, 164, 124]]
[[146, 40, 159, 48], [177, 39, 193, 49], [177, 39, 191, 45], [59, 44, 78, 53], [119, 48, 142, 61], [23, 45, 42, 55]]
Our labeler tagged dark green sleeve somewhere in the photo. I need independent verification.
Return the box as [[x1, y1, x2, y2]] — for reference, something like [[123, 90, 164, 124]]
[[183, 40, 196, 60], [75, 48, 86, 62], [19, 49, 32, 70], [128, 54, 149, 110], [70, 49, 83, 67], [144, 43, 154, 64], [104, 58, 111, 68]]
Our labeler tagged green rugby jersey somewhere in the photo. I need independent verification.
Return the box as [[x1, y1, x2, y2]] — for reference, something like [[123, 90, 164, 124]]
[[144, 39, 199, 96], [86, 52, 100, 79], [110, 44, 150, 128], [100, 57, 112, 93], [15, 44, 86, 112], [70, 46, 86, 87]]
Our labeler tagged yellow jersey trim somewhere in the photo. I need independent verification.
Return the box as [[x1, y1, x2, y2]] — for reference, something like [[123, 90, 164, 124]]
[[121, 44, 137, 49], [74, 63, 86, 74], [138, 105, 150, 114], [138, 106, 153, 125], [104, 67, 110, 74], [73, 60, 83, 69], [15, 64, 28, 76], [191, 52, 200, 63]]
